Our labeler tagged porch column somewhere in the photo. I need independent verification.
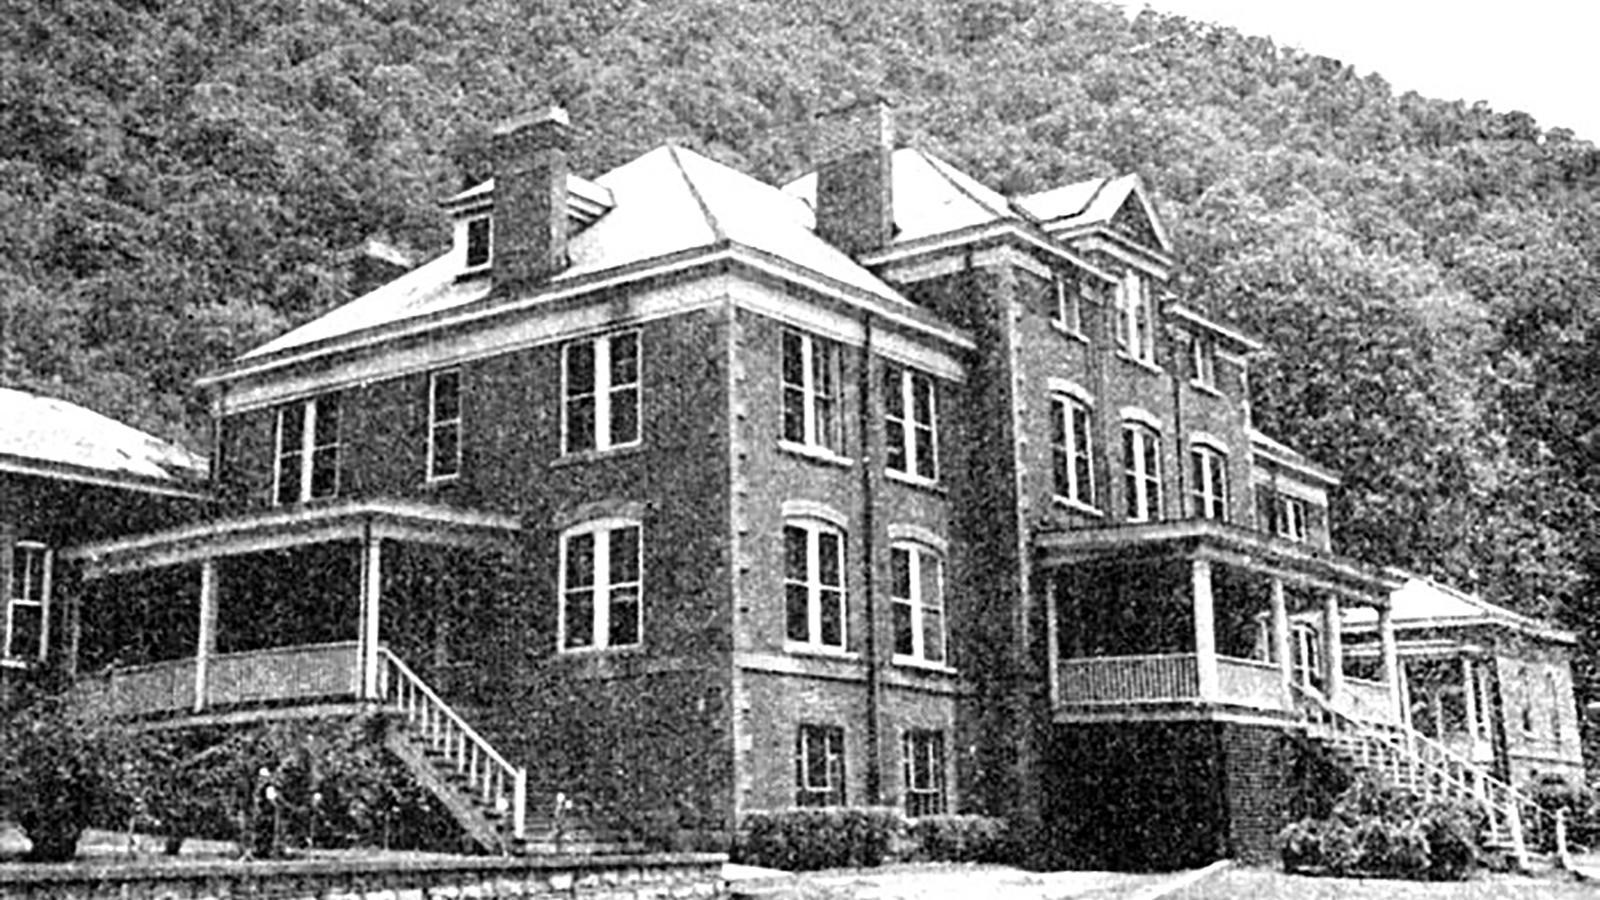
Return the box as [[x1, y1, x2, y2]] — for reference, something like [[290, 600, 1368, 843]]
[[1322, 593, 1344, 705], [1046, 572, 1062, 708], [360, 532, 383, 700], [1270, 578, 1293, 708], [193, 559, 218, 713], [1462, 656, 1480, 742], [1192, 558, 1219, 701], [1379, 603, 1402, 721]]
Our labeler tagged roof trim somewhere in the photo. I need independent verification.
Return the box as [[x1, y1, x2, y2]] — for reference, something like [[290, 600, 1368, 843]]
[[1249, 429, 1341, 487], [0, 453, 209, 501], [1168, 305, 1264, 353], [861, 220, 1120, 285]]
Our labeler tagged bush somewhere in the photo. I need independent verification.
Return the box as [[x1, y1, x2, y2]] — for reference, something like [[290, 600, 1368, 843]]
[[0, 688, 156, 861], [735, 808, 905, 871], [1278, 781, 1482, 880], [908, 815, 1009, 862], [1416, 798, 1482, 880]]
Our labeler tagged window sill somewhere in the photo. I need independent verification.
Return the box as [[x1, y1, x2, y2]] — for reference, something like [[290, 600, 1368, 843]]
[[892, 656, 959, 676], [1, 658, 37, 670], [454, 266, 491, 284], [885, 469, 945, 494], [1115, 351, 1164, 376], [556, 643, 643, 657], [784, 642, 857, 661], [1050, 321, 1091, 344], [1189, 380, 1224, 398], [551, 442, 646, 468], [778, 441, 854, 469], [423, 473, 461, 488], [1051, 495, 1104, 517]]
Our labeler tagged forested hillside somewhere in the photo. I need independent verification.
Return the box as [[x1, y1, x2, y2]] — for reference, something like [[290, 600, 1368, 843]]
[[5, 0, 1600, 676]]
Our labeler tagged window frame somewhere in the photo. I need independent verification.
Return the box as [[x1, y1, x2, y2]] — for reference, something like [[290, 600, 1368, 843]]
[[901, 729, 947, 817], [890, 542, 946, 666], [1189, 443, 1229, 521], [4, 541, 50, 665], [1275, 494, 1309, 543], [1053, 274, 1084, 337], [784, 520, 848, 652], [274, 395, 341, 505], [1050, 394, 1096, 509], [557, 518, 644, 653], [561, 330, 642, 456], [1190, 333, 1217, 389], [464, 215, 492, 270], [884, 364, 938, 482], [795, 723, 846, 807], [1116, 270, 1156, 365], [1122, 422, 1162, 523], [427, 369, 463, 482], [780, 330, 844, 455]]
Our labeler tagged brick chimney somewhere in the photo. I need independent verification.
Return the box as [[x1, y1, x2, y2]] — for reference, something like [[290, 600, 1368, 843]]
[[490, 106, 574, 290], [814, 98, 895, 256]]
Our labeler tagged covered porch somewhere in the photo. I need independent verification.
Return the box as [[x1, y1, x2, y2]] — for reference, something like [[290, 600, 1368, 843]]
[[62, 498, 523, 721], [1037, 520, 1403, 725]]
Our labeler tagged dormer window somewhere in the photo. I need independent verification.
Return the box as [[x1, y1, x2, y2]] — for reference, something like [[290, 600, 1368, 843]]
[[465, 216, 492, 270], [1116, 271, 1156, 365]]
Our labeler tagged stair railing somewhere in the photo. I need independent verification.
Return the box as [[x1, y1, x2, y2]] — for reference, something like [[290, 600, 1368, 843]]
[[377, 648, 527, 841]]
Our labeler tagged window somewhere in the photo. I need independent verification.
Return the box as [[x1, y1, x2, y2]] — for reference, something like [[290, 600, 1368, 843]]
[[885, 365, 937, 481], [1053, 275, 1082, 335], [1190, 444, 1228, 521], [1116, 271, 1155, 364], [4, 542, 49, 663], [1050, 395, 1095, 507], [559, 520, 642, 651], [563, 331, 640, 455], [1190, 335, 1216, 388], [902, 730, 947, 817], [891, 544, 945, 665], [428, 370, 462, 481], [465, 216, 492, 269], [1274, 495, 1309, 543], [275, 395, 340, 505], [781, 330, 843, 454], [796, 724, 845, 807], [784, 522, 846, 650], [1122, 423, 1162, 522], [1292, 623, 1321, 689]]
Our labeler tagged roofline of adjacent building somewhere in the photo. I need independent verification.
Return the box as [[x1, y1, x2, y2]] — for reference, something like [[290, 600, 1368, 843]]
[[200, 241, 975, 390], [0, 452, 211, 502], [1248, 430, 1342, 487], [1344, 572, 1578, 645], [1167, 304, 1264, 353], [859, 220, 1121, 285]]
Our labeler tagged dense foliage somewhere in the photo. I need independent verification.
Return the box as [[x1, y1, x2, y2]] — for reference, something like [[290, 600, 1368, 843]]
[[1278, 778, 1485, 880], [5, 1, 1600, 704], [735, 807, 904, 870]]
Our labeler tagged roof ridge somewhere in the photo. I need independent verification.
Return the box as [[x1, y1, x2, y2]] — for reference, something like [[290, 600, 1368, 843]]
[[666, 145, 726, 244]]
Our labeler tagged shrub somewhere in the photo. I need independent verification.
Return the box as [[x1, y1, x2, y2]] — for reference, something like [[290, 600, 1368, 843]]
[[735, 808, 905, 871], [1416, 798, 1482, 880], [1352, 817, 1430, 876], [1279, 781, 1482, 880], [0, 688, 156, 861], [1277, 818, 1326, 874], [909, 815, 1010, 862]]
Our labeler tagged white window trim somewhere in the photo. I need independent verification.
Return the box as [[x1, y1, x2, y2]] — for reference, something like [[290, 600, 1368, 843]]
[[427, 369, 462, 482], [557, 518, 644, 653], [901, 728, 947, 817], [1275, 494, 1309, 543], [885, 364, 939, 483], [1190, 443, 1229, 521], [1051, 394, 1097, 510], [562, 331, 642, 455], [1116, 270, 1157, 365], [1123, 423, 1163, 523], [1190, 333, 1218, 390], [1052, 275, 1085, 338], [797, 723, 846, 804], [781, 330, 843, 455], [463, 214, 492, 271], [4, 541, 50, 665], [890, 542, 946, 667], [784, 519, 848, 653], [274, 396, 339, 505]]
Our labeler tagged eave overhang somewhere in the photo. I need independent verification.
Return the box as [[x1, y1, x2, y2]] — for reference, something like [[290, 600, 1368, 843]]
[[1167, 304, 1264, 354], [0, 453, 210, 502], [1035, 519, 1398, 606], [63, 498, 523, 579], [860, 220, 1121, 286]]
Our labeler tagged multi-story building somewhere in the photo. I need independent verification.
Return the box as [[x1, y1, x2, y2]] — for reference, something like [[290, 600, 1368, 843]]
[[50, 102, 1564, 866]]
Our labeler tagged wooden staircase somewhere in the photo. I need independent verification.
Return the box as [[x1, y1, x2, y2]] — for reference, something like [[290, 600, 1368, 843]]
[[1300, 689, 1554, 866]]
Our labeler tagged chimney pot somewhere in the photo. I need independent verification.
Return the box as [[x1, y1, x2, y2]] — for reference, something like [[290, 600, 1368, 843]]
[[490, 106, 575, 290]]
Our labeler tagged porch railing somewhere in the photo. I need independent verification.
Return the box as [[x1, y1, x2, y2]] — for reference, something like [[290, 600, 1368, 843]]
[[81, 641, 361, 718], [1338, 675, 1397, 725], [1216, 656, 1284, 710], [377, 648, 527, 841], [1059, 653, 1200, 704]]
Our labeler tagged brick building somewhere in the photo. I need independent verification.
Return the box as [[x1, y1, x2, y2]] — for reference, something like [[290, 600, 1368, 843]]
[[48, 102, 1570, 866]]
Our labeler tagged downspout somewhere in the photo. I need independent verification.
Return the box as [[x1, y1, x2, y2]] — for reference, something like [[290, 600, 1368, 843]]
[[859, 312, 883, 804]]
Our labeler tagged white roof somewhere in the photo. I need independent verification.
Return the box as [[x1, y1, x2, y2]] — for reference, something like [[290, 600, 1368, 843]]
[[782, 147, 1015, 244], [0, 388, 206, 484], [1344, 576, 1574, 643]]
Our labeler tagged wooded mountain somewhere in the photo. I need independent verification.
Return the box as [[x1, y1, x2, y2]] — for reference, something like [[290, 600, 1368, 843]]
[[5, 0, 1600, 696]]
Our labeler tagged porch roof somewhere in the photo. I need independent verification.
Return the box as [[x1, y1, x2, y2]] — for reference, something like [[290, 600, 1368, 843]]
[[1034, 519, 1398, 605], [63, 498, 522, 578]]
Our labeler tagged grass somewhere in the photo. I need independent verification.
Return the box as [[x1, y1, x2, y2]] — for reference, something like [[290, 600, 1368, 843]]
[[1166, 866, 1593, 900]]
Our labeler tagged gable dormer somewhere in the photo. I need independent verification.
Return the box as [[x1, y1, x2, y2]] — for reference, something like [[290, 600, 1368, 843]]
[[1015, 174, 1174, 278]]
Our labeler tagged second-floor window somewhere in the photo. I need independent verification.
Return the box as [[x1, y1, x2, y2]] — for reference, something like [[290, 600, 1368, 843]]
[[563, 331, 640, 455], [1051, 395, 1095, 507], [428, 370, 462, 481], [1116, 271, 1156, 365], [559, 519, 642, 651], [781, 330, 843, 454], [1053, 275, 1083, 335], [4, 542, 49, 664], [884, 365, 937, 481], [785, 521, 846, 651], [1190, 444, 1228, 521], [890, 543, 945, 665], [275, 395, 340, 505], [1275, 495, 1309, 543], [1190, 334, 1217, 388], [1122, 423, 1162, 522], [796, 723, 845, 807]]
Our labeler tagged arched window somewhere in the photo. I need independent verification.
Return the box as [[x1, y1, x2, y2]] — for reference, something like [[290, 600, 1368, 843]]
[[890, 542, 945, 665], [559, 519, 643, 651], [1189, 441, 1229, 521], [784, 519, 846, 650], [1122, 422, 1162, 522]]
